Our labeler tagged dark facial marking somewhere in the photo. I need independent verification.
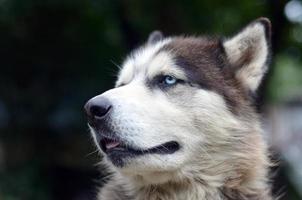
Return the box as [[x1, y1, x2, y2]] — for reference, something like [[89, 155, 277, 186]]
[[161, 37, 250, 114]]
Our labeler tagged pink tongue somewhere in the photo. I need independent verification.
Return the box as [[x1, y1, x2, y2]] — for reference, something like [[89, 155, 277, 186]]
[[106, 141, 120, 149]]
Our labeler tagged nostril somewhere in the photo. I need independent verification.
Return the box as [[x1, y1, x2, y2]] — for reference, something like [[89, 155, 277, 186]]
[[84, 96, 112, 121], [90, 105, 112, 118]]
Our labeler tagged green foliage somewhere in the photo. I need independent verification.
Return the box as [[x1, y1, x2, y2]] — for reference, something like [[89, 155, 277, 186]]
[[0, 163, 50, 200], [268, 55, 302, 102]]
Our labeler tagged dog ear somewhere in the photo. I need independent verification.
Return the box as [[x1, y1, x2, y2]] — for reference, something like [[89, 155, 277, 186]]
[[148, 30, 164, 45], [223, 18, 272, 92]]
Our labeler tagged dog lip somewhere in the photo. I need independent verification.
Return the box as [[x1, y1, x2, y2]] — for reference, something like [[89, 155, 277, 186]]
[[100, 136, 180, 156], [147, 141, 180, 154]]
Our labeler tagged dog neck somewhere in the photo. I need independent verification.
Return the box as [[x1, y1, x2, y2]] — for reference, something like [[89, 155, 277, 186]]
[[132, 180, 223, 200], [114, 167, 272, 200]]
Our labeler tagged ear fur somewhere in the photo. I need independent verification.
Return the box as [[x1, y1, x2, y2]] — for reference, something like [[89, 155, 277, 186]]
[[223, 18, 272, 92], [147, 30, 164, 45]]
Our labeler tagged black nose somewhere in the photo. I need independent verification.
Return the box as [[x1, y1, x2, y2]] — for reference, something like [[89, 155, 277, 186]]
[[84, 96, 112, 123]]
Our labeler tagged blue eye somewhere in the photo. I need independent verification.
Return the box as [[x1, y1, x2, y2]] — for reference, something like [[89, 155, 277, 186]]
[[154, 75, 183, 89], [163, 75, 177, 85]]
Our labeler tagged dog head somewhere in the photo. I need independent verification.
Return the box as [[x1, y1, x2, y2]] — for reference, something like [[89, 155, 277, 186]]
[[85, 18, 271, 185]]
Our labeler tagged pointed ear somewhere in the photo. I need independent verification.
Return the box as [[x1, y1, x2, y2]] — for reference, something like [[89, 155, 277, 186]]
[[147, 30, 164, 45], [223, 18, 272, 92]]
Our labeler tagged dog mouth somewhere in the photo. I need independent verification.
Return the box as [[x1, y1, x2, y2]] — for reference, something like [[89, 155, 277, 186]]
[[100, 137, 180, 155], [99, 136, 180, 167]]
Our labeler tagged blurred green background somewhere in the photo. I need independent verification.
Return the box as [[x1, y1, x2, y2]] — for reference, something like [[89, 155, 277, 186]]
[[0, 0, 302, 199]]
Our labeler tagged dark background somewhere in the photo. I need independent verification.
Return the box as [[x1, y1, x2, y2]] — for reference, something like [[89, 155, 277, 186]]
[[0, 0, 302, 199]]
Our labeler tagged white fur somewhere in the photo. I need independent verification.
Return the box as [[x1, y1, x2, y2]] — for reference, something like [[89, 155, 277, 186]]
[[116, 38, 172, 87]]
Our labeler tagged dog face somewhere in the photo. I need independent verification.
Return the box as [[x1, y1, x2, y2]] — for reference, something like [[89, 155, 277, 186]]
[[85, 18, 271, 184]]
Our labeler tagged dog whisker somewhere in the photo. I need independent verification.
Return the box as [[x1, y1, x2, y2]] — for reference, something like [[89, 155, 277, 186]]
[[85, 149, 100, 157]]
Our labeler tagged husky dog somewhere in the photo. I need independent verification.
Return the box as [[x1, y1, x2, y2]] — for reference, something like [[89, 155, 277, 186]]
[[84, 18, 272, 200]]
